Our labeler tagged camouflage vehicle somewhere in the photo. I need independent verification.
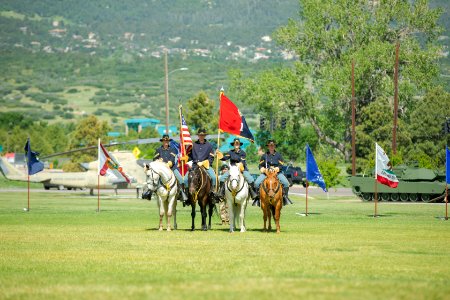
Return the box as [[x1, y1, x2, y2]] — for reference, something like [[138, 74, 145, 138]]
[[349, 164, 447, 203]]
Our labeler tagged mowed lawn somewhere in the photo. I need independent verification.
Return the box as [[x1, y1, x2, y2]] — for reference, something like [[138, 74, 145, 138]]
[[0, 190, 449, 300]]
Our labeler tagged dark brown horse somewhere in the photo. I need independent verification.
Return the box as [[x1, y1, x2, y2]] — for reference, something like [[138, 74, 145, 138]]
[[188, 164, 214, 231], [260, 168, 283, 233]]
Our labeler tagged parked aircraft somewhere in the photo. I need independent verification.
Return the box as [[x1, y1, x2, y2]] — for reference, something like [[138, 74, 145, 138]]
[[0, 134, 221, 195], [0, 151, 149, 196]]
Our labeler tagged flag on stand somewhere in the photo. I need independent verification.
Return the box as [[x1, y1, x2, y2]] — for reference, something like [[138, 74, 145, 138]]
[[98, 140, 130, 183], [446, 146, 450, 184], [219, 93, 254, 142], [375, 143, 398, 188], [179, 108, 193, 176], [24, 138, 44, 175], [306, 144, 327, 192]]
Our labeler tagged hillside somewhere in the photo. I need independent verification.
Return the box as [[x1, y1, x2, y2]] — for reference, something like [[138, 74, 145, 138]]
[[0, 0, 448, 132]]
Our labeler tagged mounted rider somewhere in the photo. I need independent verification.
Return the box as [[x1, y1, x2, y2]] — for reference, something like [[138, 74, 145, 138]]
[[153, 134, 188, 202], [216, 138, 258, 200], [253, 139, 293, 206], [182, 128, 219, 203]]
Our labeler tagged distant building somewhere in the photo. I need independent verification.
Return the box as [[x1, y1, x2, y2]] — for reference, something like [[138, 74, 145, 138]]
[[124, 118, 160, 135], [156, 125, 178, 136]]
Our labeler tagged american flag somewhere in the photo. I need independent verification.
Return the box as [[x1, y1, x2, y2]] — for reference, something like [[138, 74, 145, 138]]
[[179, 107, 192, 175]]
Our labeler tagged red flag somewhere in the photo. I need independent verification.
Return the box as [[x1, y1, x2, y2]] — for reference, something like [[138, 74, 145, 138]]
[[219, 93, 254, 142], [179, 109, 192, 176]]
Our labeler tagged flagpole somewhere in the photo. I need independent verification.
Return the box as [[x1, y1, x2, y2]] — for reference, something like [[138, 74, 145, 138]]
[[374, 179, 378, 217], [445, 184, 448, 220], [97, 138, 100, 213], [179, 105, 185, 177], [97, 175, 100, 212], [27, 174, 30, 211], [374, 142, 378, 217], [215, 89, 224, 193], [305, 180, 309, 216]]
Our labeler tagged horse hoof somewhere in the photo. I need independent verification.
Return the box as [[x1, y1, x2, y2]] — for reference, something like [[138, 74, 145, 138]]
[[159, 227, 163, 231], [167, 228, 171, 232], [229, 230, 234, 233], [240, 228, 246, 233]]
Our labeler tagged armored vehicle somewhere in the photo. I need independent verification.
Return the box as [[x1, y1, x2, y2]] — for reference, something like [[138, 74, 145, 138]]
[[349, 164, 447, 202]]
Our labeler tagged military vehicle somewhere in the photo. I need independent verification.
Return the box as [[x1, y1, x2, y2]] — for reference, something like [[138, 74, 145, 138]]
[[349, 164, 447, 203]]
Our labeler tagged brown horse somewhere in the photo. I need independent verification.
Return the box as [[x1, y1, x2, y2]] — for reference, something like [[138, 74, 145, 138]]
[[260, 168, 283, 233], [187, 164, 214, 231]]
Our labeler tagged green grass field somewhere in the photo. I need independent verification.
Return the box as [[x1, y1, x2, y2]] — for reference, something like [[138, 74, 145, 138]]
[[0, 190, 449, 300]]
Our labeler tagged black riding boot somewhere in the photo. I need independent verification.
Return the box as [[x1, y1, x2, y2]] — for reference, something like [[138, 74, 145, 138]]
[[249, 182, 258, 200], [252, 184, 260, 207], [282, 187, 293, 205], [217, 182, 225, 200], [181, 184, 191, 207], [180, 183, 188, 202]]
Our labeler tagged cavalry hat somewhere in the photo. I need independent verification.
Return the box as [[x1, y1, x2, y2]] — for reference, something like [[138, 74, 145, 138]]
[[220, 164, 229, 171], [266, 139, 277, 146], [160, 134, 173, 142], [230, 138, 243, 146], [197, 128, 207, 135]]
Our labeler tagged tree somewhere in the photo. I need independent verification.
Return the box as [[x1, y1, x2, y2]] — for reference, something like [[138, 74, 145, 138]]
[[232, 0, 443, 162], [68, 115, 111, 166], [186, 91, 217, 132], [406, 86, 450, 168]]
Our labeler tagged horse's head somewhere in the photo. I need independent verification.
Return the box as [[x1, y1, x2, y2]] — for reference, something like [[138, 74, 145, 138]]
[[188, 163, 201, 195], [145, 163, 161, 192], [228, 165, 241, 191], [263, 168, 281, 198]]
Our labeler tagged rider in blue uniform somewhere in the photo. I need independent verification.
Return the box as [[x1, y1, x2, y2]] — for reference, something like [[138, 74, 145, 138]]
[[183, 128, 219, 202], [216, 138, 257, 200], [153, 134, 188, 202], [253, 139, 293, 206]]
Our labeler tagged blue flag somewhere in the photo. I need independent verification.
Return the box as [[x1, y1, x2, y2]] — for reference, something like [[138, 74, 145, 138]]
[[306, 144, 327, 192], [24, 138, 44, 175], [170, 140, 180, 156], [446, 146, 450, 184]]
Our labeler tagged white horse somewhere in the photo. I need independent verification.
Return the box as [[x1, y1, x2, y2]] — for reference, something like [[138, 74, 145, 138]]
[[224, 164, 250, 233], [144, 161, 178, 231]]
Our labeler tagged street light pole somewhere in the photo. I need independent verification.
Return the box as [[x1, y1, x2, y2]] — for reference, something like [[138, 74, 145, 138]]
[[164, 50, 188, 135], [164, 50, 169, 134]]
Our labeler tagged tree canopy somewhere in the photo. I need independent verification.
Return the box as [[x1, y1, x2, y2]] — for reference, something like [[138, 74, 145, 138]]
[[231, 0, 447, 169]]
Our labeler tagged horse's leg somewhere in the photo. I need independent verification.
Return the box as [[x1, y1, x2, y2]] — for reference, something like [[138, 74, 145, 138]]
[[172, 193, 177, 230], [275, 200, 282, 234], [158, 196, 164, 231], [239, 203, 246, 233], [228, 198, 234, 233], [261, 198, 267, 232], [165, 197, 171, 232], [201, 200, 207, 231], [267, 204, 272, 231], [207, 200, 213, 230], [191, 202, 196, 231]]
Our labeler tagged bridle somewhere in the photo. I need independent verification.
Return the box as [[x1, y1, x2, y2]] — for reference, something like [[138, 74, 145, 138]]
[[146, 165, 176, 195], [189, 165, 207, 203], [262, 170, 281, 204], [226, 169, 245, 205]]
